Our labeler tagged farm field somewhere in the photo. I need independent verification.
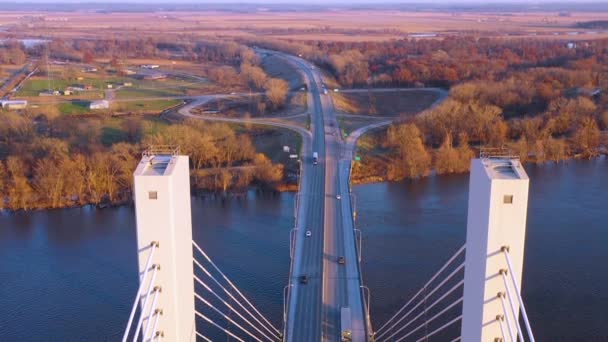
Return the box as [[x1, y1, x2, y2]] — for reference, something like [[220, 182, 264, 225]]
[[1, 10, 608, 41]]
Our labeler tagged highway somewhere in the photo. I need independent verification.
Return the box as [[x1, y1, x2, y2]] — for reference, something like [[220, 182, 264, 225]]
[[271, 51, 368, 342], [177, 50, 447, 342]]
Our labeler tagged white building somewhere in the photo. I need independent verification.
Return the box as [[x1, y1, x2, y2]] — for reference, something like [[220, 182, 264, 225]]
[[133, 149, 196, 342], [89, 100, 109, 110], [1, 100, 27, 110], [461, 157, 530, 341], [141, 64, 160, 69]]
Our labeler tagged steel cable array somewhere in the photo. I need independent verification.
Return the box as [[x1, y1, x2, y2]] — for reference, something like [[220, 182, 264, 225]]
[[192, 240, 281, 341]]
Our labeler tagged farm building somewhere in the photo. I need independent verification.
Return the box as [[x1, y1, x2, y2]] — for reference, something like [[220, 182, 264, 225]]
[[39, 90, 60, 96], [1, 100, 28, 110], [90, 100, 109, 110], [143, 73, 167, 80]]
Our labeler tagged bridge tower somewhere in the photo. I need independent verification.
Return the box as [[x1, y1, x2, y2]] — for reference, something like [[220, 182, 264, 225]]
[[461, 156, 530, 341], [133, 147, 196, 341]]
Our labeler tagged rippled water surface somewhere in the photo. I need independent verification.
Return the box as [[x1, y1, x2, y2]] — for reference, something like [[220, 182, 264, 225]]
[[0, 158, 606, 341]]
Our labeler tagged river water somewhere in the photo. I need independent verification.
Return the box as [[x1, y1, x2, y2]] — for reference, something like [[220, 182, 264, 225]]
[[0, 158, 606, 341]]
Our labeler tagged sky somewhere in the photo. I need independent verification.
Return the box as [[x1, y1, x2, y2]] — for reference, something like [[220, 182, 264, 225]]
[[0, 0, 602, 2]]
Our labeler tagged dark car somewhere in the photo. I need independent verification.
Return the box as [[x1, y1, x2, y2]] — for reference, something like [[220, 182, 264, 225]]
[[299, 275, 308, 284], [338, 256, 345, 265]]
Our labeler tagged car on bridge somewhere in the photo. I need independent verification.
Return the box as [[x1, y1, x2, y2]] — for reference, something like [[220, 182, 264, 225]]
[[336, 194, 341, 200], [338, 256, 345, 265], [299, 275, 308, 284], [306, 230, 312, 237]]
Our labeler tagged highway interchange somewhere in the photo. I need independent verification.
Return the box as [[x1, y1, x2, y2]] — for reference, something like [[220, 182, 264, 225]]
[[178, 50, 446, 342]]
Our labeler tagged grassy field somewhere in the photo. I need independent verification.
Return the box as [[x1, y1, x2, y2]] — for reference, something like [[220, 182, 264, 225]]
[[331, 90, 439, 117], [337, 115, 383, 136], [97, 115, 169, 146], [3, 10, 608, 42], [261, 54, 305, 90], [16, 78, 106, 98]]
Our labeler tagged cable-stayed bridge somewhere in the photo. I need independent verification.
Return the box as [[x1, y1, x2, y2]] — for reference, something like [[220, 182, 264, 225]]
[[121, 52, 536, 342]]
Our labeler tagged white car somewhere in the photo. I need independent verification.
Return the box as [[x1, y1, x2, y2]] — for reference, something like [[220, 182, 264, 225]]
[[306, 230, 312, 237], [336, 195, 341, 200]]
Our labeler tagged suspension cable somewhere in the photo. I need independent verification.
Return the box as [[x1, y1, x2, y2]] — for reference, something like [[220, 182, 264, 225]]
[[195, 310, 245, 342], [122, 242, 157, 342], [503, 249, 536, 342], [497, 315, 507, 342], [194, 293, 263, 342], [376, 244, 465, 335], [192, 241, 280, 336], [142, 287, 161, 341], [192, 241, 280, 334], [414, 315, 462, 342], [133, 265, 159, 341], [195, 331, 212, 342], [379, 280, 464, 342], [500, 271, 524, 342], [376, 264, 464, 340], [193, 258, 280, 340], [498, 293, 515, 342], [393, 297, 463, 342], [194, 275, 277, 341], [450, 337, 461, 342], [150, 309, 162, 342]]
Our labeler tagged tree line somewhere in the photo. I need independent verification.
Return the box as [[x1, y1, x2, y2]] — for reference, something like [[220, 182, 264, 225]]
[[0, 112, 284, 211]]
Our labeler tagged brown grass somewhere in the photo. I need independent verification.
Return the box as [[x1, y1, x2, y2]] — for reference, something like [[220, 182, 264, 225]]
[[332, 90, 439, 117]]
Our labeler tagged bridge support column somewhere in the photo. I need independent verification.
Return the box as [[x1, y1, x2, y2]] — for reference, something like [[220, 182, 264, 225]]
[[133, 149, 196, 342], [461, 158, 529, 341]]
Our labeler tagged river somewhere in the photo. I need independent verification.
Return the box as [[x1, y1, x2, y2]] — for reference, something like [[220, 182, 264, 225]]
[[0, 158, 606, 341]]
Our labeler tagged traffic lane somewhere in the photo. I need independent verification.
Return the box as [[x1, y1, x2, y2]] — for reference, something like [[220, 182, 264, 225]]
[[290, 58, 326, 341]]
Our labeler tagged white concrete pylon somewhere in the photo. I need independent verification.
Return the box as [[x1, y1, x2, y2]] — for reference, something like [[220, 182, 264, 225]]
[[133, 151, 196, 342], [461, 158, 530, 341]]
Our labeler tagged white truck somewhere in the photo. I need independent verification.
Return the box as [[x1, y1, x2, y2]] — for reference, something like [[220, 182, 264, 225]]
[[341, 307, 352, 342], [313, 152, 319, 165]]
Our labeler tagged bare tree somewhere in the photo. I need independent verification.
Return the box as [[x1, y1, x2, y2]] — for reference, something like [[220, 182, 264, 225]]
[[264, 78, 289, 110]]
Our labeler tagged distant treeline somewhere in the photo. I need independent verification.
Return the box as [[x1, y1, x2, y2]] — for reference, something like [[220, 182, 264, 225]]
[[576, 20, 608, 29]]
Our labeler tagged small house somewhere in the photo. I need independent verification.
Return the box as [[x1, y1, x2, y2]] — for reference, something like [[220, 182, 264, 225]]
[[122, 69, 137, 75], [123, 82, 133, 87], [140, 64, 160, 69], [89, 100, 109, 110], [39, 90, 60, 96]]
